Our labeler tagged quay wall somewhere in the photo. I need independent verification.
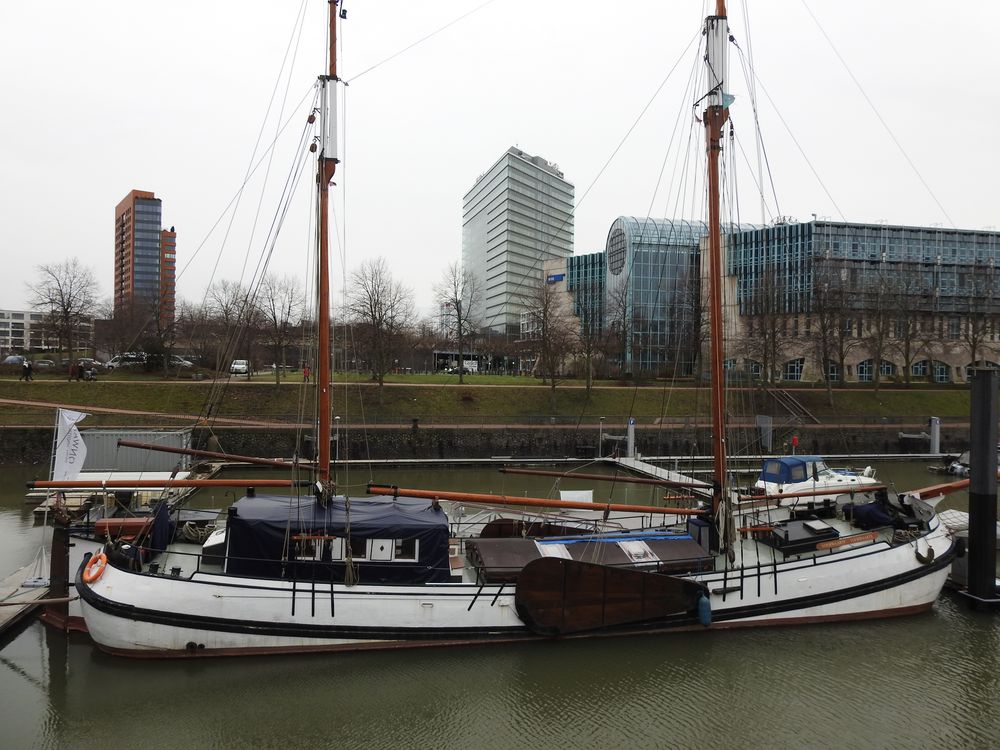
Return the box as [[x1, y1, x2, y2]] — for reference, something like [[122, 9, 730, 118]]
[[0, 424, 969, 466]]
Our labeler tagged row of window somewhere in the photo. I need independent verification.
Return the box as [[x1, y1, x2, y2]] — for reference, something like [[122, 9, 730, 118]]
[[294, 537, 418, 563], [769, 358, 993, 383]]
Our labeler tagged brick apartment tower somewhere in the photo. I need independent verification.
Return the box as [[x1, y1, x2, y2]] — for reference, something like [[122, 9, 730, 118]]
[[114, 190, 176, 331]]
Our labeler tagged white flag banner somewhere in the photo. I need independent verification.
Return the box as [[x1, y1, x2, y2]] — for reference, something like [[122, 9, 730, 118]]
[[52, 409, 88, 482]]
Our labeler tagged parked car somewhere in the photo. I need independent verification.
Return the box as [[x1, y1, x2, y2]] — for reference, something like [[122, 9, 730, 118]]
[[33, 359, 55, 369], [106, 353, 145, 371], [169, 355, 194, 368], [2, 355, 25, 366], [230, 359, 250, 375]]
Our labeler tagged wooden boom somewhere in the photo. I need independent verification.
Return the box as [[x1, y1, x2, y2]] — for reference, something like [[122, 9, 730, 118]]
[[366, 484, 705, 516], [499, 467, 707, 489], [29, 479, 309, 489], [117, 439, 316, 469]]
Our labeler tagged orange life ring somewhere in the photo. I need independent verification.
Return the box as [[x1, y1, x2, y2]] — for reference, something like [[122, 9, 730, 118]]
[[83, 552, 108, 584]]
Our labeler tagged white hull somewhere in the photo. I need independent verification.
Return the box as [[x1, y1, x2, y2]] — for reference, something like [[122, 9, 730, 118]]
[[76, 518, 954, 657]]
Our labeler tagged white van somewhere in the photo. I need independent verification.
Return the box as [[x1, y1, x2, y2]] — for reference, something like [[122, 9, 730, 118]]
[[230, 359, 250, 375]]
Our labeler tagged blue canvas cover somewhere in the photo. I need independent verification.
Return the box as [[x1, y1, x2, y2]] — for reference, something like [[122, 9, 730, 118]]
[[225, 494, 450, 583], [758, 456, 824, 484]]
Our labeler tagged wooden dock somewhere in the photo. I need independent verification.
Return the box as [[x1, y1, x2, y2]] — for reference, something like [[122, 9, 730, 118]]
[[0, 564, 54, 637]]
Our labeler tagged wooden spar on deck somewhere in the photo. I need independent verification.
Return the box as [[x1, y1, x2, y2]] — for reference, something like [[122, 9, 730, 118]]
[[909, 469, 1000, 500], [29, 479, 310, 489], [366, 484, 705, 516], [116, 439, 317, 469], [499, 467, 707, 490]]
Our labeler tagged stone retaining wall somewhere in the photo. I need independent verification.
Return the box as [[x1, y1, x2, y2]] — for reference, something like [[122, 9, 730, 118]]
[[0, 423, 969, 466]]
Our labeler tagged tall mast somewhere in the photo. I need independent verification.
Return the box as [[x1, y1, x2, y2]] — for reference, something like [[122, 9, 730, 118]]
[[703, 0, 729, 515], [316, 1, 340, 487]]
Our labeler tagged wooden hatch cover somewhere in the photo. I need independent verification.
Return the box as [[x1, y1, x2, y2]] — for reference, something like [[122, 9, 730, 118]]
[[514, 557, 705, 636]]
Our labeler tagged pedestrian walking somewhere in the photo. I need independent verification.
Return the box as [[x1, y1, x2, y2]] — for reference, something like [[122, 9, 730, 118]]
[[22, 361, 33, 381], [68, 362, 78, 382], [303, 364, 311, 383]]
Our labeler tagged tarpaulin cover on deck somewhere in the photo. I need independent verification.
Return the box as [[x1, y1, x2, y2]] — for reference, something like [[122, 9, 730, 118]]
[[225, 494, 450, 583]]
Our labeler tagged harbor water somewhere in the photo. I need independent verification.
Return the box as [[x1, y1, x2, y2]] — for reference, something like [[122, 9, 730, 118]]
[[1, 460, 998, 749]]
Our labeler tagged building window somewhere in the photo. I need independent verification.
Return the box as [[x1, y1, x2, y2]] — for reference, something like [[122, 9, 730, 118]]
[[782, 358, 805, 381]]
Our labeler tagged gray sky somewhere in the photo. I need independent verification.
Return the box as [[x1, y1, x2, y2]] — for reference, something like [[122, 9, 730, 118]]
[[2, 1, 997, 316]]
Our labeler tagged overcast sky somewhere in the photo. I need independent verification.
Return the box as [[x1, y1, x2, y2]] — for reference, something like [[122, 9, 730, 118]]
[[2, 1, 997, 317]]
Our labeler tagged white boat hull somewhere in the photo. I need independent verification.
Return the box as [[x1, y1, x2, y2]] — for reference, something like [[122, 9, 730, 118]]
[[76, 520, 955, 657]]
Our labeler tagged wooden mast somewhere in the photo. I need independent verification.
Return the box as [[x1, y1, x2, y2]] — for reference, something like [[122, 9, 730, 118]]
[[316, 1, 340, 487], [704, 0, 730, 516]]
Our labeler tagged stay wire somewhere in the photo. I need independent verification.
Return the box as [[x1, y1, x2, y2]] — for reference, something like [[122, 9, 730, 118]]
[[798, 0, 955, 228], [346, 0, 499, 83]]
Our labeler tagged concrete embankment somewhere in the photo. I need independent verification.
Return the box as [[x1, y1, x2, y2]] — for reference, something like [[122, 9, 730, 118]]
[[0, 422, 968, 466]]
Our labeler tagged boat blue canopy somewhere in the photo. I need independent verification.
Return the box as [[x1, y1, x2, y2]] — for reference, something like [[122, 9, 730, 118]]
[[225, 494, 450, 582], [758, 456, 825, 484]]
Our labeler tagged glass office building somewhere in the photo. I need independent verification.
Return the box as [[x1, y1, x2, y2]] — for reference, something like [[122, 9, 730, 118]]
[[114, 190, 176, 330], [726, 220, 1000, 382], [599, 217, 759, 376]]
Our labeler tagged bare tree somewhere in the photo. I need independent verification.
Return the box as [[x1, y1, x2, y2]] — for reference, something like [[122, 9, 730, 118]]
[[605, 282, 632, 378], [886, 266, 929, 387], [522, 281, 575, 410], [573, 280, 604, 393], [810, 263, 841, 404], [435, 261, 480, 384], [346, 258, 415, 393], [257, 274, 304, 384], [859, 270, 894, 395], [28, 259, 98, 367], [207, 280, 252, 374], [742, 263, 786, 384], [961, 263, 1000, 368]]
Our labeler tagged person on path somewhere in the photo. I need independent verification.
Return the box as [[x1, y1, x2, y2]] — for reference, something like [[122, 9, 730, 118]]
[[22, 361, 33, 381], [303, 364, 311, 383], [68, 362, 78, 382]]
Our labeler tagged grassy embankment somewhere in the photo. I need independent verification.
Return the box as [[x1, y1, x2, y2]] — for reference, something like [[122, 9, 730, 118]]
[[0, 372, 974, 429]]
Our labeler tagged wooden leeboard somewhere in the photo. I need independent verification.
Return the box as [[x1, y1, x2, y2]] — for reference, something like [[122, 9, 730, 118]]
[[515, 557, 704, 636]]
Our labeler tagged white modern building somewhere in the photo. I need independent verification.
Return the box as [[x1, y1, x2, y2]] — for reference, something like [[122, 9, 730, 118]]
[[462, 147, 574, 335], [0, 308, 94, 356], [0, 309, 49, 353]]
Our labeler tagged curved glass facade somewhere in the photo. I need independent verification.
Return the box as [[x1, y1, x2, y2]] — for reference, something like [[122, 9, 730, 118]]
[[601, 217, 758, 376]]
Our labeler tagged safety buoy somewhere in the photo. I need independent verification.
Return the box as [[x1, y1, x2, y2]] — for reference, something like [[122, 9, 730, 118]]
[[83, 552, 108, 583]]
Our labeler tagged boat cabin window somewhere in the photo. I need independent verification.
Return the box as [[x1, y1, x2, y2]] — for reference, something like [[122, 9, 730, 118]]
[[789, 464, 807, 482], [347, 537, 367, 560], [394, 538, 418, 561]]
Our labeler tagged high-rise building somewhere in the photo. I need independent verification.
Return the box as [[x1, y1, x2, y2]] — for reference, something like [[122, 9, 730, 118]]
[[462, 147, 574, 335], [114, 189, 176, 330]]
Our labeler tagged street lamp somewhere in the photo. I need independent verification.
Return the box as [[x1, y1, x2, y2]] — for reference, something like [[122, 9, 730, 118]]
[[598, 416, 606, 458]]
